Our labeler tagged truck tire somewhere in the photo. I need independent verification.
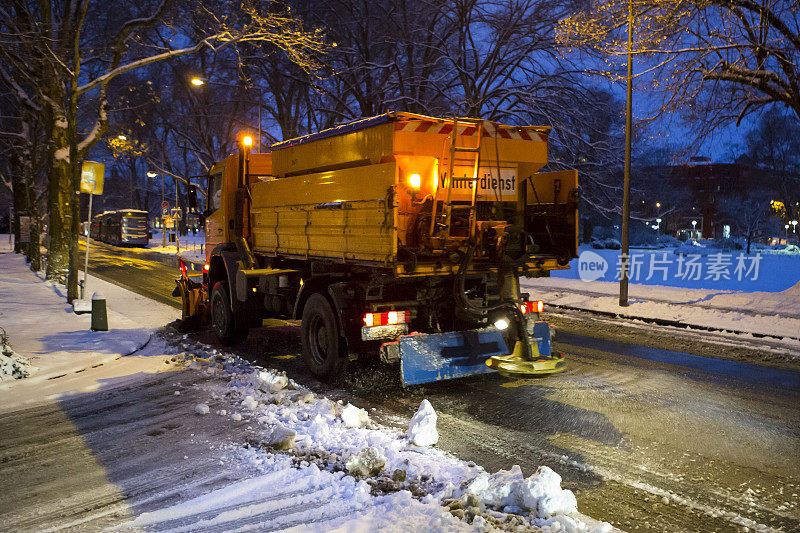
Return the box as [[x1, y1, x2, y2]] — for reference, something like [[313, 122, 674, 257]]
[[211, 282, 248, 345], [301, 293, 347, 380]]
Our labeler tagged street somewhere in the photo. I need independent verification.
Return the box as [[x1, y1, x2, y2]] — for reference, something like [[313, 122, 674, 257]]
[[66, 240, 800, 531]]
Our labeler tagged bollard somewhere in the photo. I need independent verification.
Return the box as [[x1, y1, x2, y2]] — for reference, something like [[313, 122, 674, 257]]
[[91, 291, 108, 331]]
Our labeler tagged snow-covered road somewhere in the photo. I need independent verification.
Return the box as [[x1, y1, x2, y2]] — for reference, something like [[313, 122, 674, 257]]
[[0, 253, 611, 532]]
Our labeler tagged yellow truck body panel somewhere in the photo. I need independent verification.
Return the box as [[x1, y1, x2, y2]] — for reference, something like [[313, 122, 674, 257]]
[[251, 162, 396, 264], [247, 112, 574, 274]]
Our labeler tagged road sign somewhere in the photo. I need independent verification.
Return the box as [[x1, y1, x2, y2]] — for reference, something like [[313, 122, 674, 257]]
[[170, 208, 182, 220], [80, 161, 105, 195], [162, 206, 169, 217]]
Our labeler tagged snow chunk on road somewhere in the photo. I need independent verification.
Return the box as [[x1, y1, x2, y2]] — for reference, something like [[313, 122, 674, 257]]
[[522, 466, 578, 517], [242, 395, 258, 410], [254, 370, 288, 393], [256, 424, 296, 450], [346, 446, 386, 477], [407, 399, 439, 446], [195, 403, 210, 415], [464, 465, 578, 518], [341, 403, 370, 428]]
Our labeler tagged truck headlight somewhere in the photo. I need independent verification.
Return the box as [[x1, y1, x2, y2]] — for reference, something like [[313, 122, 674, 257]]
[[493, 318, 510, 330]]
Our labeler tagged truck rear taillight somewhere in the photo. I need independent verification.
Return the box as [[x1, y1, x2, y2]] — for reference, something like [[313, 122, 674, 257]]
[[364, 310, 411, 327], [520, 300, 544, 314]]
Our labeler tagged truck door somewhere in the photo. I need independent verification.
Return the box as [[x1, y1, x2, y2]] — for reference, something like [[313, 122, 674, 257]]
[[205, 168, 225, 258]]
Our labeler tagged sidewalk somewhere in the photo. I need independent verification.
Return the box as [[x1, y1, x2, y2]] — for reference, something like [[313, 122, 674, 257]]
[[0, 252, 613, 533], [522, 277, 800, 342], [0, 253, 179, 412]]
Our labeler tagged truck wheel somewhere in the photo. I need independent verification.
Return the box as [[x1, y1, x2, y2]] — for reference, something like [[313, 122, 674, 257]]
[[211, 282, 248, 345], [301, 293, 347, 380]]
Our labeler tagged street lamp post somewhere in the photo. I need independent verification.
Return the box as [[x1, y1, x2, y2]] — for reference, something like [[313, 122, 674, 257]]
[[692, 220, 697, 240], [792, 220, 798, 241], [619, 0, 634, 307], [175, 177, 180, 254], [148, 171, 167, 247]]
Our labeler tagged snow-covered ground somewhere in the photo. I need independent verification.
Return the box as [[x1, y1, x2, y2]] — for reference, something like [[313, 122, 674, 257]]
[[148, 229, 205, 264], [0, 251, 613, 532], [555, 245, 800, 292], [523, 277, 800, 338], [522, 245, 800, 348], [0, 253, 179, 412], [0, 233, 13, 253]]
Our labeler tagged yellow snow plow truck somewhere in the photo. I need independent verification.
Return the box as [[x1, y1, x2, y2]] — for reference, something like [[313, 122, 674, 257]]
[[175, 112, 578, 385]]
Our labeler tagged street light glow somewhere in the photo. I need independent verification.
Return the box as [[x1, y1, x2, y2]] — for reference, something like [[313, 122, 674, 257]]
[[190, 77, 204, 86], [147, 171, 157, 178], [241, 135, 253, 147], [117, 134, 127, 141]]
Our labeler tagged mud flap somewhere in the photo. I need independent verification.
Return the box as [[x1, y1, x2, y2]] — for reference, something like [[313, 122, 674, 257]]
[[397, 330, 508, 386]]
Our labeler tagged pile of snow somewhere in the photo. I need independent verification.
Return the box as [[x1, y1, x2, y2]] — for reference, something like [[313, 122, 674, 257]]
[[0, 332, 34, 381], [162, 334, 613, 533], [407, 399, 439, 446], [341, 403, 371, 428], [346, 446, 387, 477], [458, 465, 577, 517]]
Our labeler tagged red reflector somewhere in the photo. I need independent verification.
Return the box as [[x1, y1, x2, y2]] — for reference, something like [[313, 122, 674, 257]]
[[179, 259, 187, 277], [520, 301, 545, 314]]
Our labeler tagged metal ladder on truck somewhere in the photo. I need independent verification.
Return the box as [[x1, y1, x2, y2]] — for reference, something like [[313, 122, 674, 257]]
[[429, 117, 484, 244]]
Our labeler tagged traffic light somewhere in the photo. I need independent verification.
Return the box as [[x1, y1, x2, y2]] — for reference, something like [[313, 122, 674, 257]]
[[188, 185, 197, 212]]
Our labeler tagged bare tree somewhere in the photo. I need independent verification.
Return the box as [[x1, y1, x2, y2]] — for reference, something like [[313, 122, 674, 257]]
[[558, 0, 800, 138], [720, 192, 775, 253], [0, 84, 47, 270], [744, 107, 800, 222], [0, 0, 326, 301]]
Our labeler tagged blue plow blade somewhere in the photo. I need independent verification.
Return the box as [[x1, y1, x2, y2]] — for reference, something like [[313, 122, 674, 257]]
[[399, 329, 509, 386]]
